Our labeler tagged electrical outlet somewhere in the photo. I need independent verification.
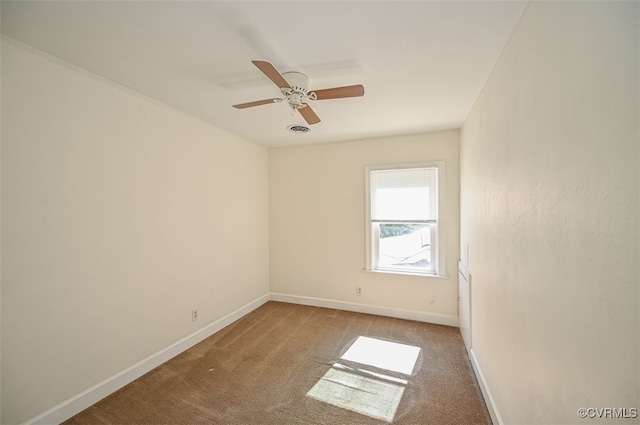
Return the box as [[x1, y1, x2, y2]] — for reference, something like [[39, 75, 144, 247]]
[[356, 286, 363, 296], [192, 309, 199, 322]]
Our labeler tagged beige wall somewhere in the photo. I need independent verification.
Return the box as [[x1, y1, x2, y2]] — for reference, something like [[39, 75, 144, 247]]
[[1, 39, 270, 424], [460, 2, 639, 423], [269, 130, 460, 318]]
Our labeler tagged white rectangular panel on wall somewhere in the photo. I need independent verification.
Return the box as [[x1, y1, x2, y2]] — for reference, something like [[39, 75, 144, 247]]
[[458, 260, 471, 353]]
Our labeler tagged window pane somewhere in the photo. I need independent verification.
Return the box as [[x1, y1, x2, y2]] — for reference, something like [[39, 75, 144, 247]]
[[374, 188, 431, 221], [370, 168, 438, 221], [377, 223, 433, 272]]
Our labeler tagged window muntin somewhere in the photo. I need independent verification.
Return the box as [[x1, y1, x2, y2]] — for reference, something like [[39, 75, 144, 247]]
[[365, 163, 444, 276]]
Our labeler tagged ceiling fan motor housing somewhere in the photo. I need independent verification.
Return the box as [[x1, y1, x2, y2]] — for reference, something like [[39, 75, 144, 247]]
[[282, 71, 314, 109], [282, 71, 311, 92]]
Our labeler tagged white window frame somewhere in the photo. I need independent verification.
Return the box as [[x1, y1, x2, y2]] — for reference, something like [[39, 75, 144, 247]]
[[364, 161, 447, 277]]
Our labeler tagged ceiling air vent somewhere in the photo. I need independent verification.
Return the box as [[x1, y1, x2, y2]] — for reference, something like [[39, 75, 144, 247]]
[[287, 124, 311, 134]]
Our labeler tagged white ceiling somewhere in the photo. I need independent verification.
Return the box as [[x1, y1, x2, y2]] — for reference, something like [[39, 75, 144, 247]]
[[1, 1, 527, 148]]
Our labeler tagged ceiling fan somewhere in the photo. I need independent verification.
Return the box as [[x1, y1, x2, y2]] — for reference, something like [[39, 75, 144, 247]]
[[232, 60, 365, 125]]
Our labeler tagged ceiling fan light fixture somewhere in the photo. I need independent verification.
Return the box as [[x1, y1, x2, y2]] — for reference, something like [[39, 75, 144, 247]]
[[287, 92, 305, 109]]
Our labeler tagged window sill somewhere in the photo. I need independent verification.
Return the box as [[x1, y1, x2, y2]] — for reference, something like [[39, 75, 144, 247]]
[[363, 268, 449, 279]]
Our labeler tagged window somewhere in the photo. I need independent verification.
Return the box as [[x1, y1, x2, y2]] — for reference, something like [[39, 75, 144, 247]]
[[365, 162, 445, 276]]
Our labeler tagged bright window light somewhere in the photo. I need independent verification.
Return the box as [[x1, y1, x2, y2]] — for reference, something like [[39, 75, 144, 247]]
[[375, 187, 431, 220]]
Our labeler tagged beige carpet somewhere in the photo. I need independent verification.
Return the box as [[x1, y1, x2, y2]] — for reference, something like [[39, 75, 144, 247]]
[[64, 301, 491, 424]]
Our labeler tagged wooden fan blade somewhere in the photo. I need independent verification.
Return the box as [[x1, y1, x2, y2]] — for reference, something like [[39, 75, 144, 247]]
[[252, 60, 291, 89], [311, 84, 365, 100], [298, 105, 321, 125], [232, 98, 280, 109]]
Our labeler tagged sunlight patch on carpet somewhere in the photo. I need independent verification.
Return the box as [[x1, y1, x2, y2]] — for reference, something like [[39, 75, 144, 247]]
[[306, 366, 405, 422], [306, 336, 421, 423], [341, 336, 421, 375]]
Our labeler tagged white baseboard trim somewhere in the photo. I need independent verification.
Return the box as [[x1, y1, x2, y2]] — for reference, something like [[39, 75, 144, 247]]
[[269, 293, 459, 327], [469, 348, 502, 425], [25, 293, 271, 425]]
